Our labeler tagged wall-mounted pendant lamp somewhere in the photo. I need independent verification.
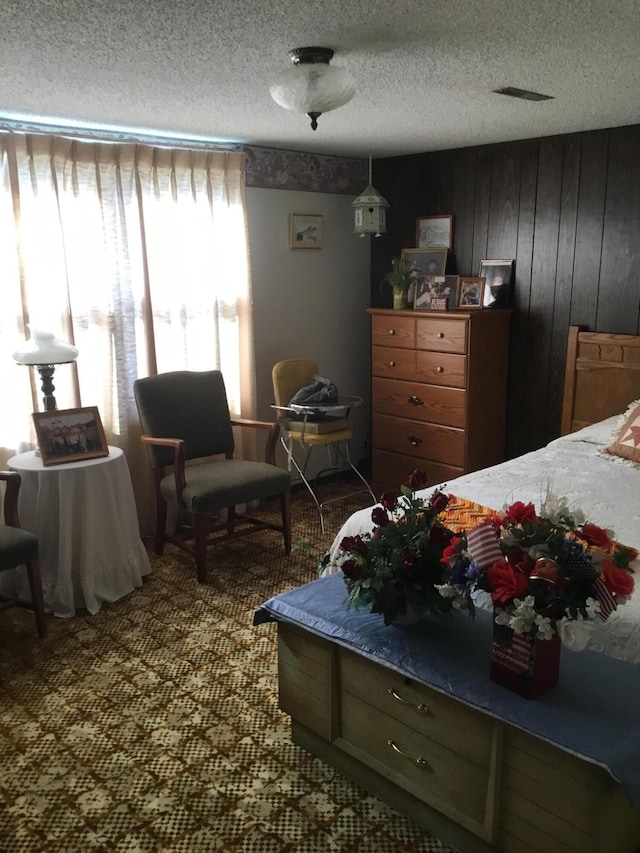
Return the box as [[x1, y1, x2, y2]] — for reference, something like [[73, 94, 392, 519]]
[[269, 46, 355, 131], [352, 153, 389, 237]]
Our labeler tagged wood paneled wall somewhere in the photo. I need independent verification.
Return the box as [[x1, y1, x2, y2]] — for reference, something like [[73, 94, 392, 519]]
[[371, 124, 640, 458]]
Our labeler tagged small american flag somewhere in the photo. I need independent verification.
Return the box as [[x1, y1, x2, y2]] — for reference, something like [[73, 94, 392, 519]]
[[492, 632, 533, 674], [467, 520, 503, 569], [593, 577, 617, 620]]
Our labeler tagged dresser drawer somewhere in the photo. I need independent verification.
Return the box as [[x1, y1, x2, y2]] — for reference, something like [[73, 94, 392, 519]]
[[373, 414, 465, 466], [372, 378, 466, 427], [372, 449, 463, 492], [416, 351, 466, 388], [416, 317, 468, 353], [340, 691, 490, 826], [371, 314, 415, 349], [372, 346, 416, 380], [340, 649, 493, 768]]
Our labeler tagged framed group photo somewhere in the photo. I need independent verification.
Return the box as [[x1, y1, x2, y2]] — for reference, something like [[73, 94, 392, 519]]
[[414, 275, 459, 311], [33, 406, 109, 466], [416, 214, 454, 249], [401, 248, 447, 278], [479, 259, 515, 307], [289, 213, 323, 249], [457, 277, 485, 309]]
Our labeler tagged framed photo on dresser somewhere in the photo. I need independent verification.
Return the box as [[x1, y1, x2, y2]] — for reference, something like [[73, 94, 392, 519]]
[[416, 215, 454, 249], [457, 277, 485, 309], [479, 259, 514, 307]]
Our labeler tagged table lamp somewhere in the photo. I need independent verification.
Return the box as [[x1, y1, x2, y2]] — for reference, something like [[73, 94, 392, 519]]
[[13, 329, 79, 411]]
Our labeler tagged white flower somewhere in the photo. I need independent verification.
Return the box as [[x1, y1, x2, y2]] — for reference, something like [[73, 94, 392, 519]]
[[494, 608, 514, 627], [558, 614, 594, 652], [508, 596, 538, 634], [534, 614, 555, 640], [585, 597, 601, 618], [435, 583, 458, 599]]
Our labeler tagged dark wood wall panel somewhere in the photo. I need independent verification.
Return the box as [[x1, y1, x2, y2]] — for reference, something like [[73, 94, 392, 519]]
[[371, 123, 640, 457]]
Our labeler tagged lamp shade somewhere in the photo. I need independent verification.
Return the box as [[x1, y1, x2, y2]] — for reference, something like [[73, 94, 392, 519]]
[[13, 330, 79, 366], [269, 47, 355, 130]]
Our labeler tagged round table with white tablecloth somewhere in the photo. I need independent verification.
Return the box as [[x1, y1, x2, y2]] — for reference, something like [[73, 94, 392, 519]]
[[2, 447, 151, 618]]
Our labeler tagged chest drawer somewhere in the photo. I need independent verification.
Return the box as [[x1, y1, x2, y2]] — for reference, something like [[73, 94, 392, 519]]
[[372, 378, 466, 428], [416, 317, 468, 353], [372, 346, 416, 380], [416, 351, 466, 388], [373, 414, 465, 466], [340, 649, 493, 768], [372, 449, 463, 492], [371, 315, 415, 349], [339, 691, 491, 827]]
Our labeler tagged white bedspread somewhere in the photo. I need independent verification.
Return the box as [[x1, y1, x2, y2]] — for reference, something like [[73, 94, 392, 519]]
[[326, 418, 640, 663]]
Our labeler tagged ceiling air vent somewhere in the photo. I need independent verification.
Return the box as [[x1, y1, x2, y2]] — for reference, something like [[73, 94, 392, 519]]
[[493, 86, 553, 101]]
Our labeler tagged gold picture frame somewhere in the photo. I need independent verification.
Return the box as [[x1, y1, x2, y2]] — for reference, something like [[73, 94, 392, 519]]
[[289, 214, 323, 249], [33, 406, 109, 466], [416, 214, 454, 249]]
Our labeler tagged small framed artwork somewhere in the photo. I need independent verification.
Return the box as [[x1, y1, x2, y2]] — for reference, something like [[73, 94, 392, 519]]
[[416, 215, 454, 249], [457, 277, 485, 309], [289, 214, 323, 249], [33, 406, 109, 466], [479, 259, 515, 308], [414, 275, 459, 311], [401, 248, 448, 278]]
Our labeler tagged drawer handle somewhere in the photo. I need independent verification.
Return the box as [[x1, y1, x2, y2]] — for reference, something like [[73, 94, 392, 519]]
[[388, 328, 396, 335], [387, 739, 432, 770], [436, 331, 444, 338], [408, 395, 423, 406], [435, 366, 444, 373], [388, 360, 396, 367], [408, 435, 422, 446], [388, 688, 430, 714]]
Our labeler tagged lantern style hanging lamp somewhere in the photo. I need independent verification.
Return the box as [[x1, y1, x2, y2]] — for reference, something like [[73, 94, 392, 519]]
[[352, 153, 389, 237], [269, 47, 356, 131]]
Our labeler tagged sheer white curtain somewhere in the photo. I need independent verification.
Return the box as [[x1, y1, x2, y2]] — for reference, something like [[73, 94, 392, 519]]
[[0, 133, 254, 531]]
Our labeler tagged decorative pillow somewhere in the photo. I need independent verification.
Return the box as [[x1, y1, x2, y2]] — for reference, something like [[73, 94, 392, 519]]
[[606, 403, 640, 463]]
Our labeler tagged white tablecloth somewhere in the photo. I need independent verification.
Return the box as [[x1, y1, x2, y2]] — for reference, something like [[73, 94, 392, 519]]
[[2, 447, 152, 618]]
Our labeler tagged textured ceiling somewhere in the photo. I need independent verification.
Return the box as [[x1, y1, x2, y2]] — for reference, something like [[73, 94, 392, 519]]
[[1, 0, 639, 158]]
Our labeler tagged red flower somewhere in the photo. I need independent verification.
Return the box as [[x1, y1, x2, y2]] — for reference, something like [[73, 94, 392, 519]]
[[402, 552, 417, 569], [602, 559, 635, 597], [430, 491, 449, 513], [503, 501, 539, 526], [379, 491, 398, 511], [340, 534, 368, 556], [371, 506, 390, 527], [485, 558, 529, 603], [407, 469, 428, 491], [341, 559, 361, 581], [428, 524, 454, 548], [579, 523, 612, 549], [505, 545, 536, 577]]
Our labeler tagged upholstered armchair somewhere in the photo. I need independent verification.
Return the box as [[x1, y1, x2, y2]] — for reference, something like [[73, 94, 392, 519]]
[[134, 370, 291, 583]]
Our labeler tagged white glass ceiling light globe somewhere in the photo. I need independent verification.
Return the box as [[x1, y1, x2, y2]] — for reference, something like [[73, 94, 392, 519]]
[[269, 47, 355, 130]]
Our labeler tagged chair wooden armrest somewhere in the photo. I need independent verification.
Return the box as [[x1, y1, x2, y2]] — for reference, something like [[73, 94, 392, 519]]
[[230, 418, 280, 465], [141, 435, 187, 506], [0, 470, 21, 528]]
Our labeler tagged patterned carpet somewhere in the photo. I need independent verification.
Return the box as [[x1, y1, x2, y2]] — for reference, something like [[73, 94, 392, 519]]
[[0, 478, 454, 853]]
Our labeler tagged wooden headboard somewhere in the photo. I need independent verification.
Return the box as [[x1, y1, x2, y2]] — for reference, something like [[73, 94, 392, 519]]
[[561, 326, 640, 434]]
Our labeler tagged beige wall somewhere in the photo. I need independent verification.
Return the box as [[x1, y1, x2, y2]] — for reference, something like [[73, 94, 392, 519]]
[[246, 187, 372, 479]]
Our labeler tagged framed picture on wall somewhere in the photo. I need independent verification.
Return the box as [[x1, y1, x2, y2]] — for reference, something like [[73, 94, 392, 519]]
[[457, 277, 485, 309], [33, 406, 109, 466], [478, 259, 515, 308], [416, 215, 454, 249], [289, 214, 323, 249]]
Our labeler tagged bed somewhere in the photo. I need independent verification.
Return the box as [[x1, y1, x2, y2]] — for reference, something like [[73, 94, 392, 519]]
[[257, 327, 640, 853]]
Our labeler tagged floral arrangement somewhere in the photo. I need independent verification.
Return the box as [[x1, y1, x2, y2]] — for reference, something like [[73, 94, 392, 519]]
[[337, 470, 455, 626], [438, 497, 636, 651]]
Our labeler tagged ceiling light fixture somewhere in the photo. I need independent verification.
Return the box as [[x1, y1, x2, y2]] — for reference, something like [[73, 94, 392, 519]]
[[269, 47, 355, 131], [352, 153, 389, 237]]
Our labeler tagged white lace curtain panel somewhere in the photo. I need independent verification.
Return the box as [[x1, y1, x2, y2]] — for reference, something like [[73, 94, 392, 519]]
[[0, 133, 254, 532]]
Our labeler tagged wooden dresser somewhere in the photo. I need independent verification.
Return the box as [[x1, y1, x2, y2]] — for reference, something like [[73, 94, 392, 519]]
[[368, 308, 511, 493]]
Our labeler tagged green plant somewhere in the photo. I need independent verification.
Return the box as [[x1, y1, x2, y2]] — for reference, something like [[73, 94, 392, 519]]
[[382, 258, 416, 296]]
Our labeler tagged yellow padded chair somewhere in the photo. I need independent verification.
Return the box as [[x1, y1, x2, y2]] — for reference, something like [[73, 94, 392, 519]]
[[272, 359, 375, 531]]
